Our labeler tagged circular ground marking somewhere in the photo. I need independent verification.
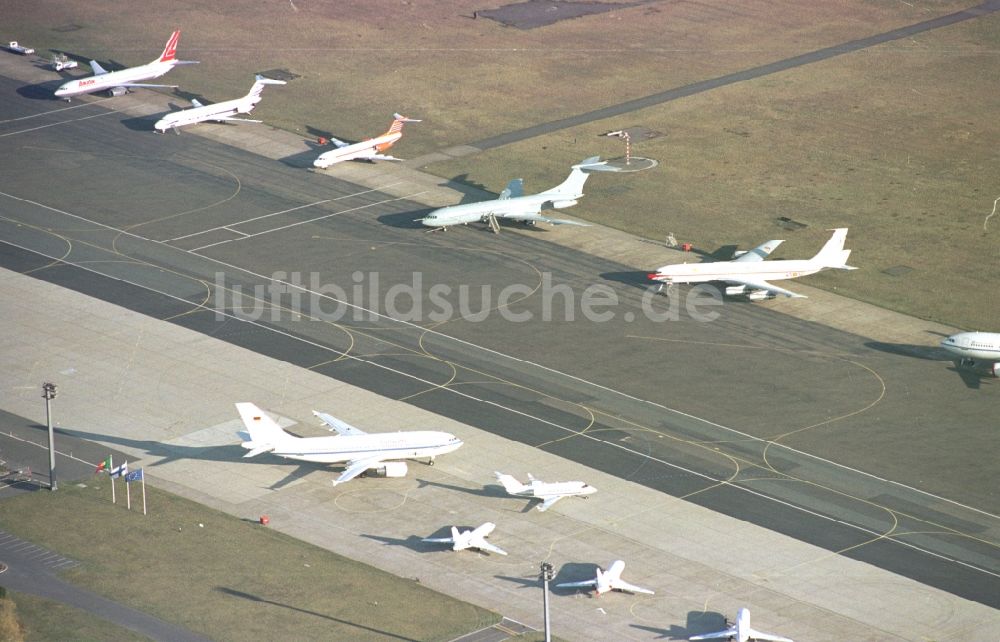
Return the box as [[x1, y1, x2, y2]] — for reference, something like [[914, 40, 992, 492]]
[[603, 157, 658, 172]]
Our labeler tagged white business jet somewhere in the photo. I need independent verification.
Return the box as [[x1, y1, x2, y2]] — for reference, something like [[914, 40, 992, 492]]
[[419, 157, 607, 231], [235, 403, 463, 486], [555, 560, 654, 596], [495, 471, 596, 511], [648, 228, 857, 299], [689, 607, 793, 642], [312, 113, 421, 168], [154, 75, 285, 133], [422, 522, 508, 556], [54, 30, 198, 100], [940, 331, 1000, 377]]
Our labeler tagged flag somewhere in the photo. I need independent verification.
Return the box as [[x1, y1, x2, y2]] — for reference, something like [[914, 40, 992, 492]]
[[124, 468, 143, 483], [109, 461, 128, 479], [95, 455, 111, 474]]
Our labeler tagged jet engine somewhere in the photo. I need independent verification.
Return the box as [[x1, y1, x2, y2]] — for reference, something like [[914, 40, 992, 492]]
[[109, 86, 128, 97], [367, 461, 408, 478], [993, 362, 1000, 377], [551, 199, 578, 209], [724, 285, 748, 296]]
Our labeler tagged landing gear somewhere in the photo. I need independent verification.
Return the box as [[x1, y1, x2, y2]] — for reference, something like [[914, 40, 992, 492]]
[[427, 456, 436, 466], [654, 283, 673, 296]]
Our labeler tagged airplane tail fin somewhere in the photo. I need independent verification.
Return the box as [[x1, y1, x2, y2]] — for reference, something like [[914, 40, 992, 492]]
[[157, 30, 181, 63], [540, 156, 604, 200], [495, 472, 528, 494], [450, 526, 461, 543], [247, 74, 287, 100], [235, 402, 294, 457], [810, 228, 857, 269], [384, 112, 421, 137]]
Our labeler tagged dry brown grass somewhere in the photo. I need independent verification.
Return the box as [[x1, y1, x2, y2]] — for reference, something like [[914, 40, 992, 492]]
[[0, 596, 24, 642]]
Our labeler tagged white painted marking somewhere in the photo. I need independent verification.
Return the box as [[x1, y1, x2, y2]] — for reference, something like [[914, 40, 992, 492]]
[[0, 111, 116, 138]]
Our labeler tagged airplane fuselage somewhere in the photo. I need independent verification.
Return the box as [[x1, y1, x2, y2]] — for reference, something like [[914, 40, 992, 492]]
[[55, 61, 174, 98], [650, 258, 823, 284], [269, 431, 462, 464], [941, 331, 1000, 365], [518, 480, 596, 498], [421, 192, 580, 228], [313, 131, 402, 167], [154, 96, 257, 132]]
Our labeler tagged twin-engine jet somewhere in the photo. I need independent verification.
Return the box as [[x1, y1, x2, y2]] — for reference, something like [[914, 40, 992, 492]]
[[419, 157, 607, 230], [235, 403, 463, 486], [649, 228, 857, 299], [689, 607, 793, 642], [940, 331, 1000, 377], [54, 30, 198, 100], [555, 560, 654, 596], [312, 113, 421, 168], [422, 522, 508, 556], [495, 471, 596, 511], [154, 74, 285, 133]]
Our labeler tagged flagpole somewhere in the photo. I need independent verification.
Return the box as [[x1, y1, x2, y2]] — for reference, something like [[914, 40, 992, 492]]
[[126, 476, 131, 511], [110, 455, 116, 504], [141, 472, 147, 515]]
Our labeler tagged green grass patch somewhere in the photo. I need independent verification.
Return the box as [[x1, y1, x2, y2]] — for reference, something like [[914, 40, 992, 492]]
[[7, 590, 148, 642], [0, 484, 498, 641]]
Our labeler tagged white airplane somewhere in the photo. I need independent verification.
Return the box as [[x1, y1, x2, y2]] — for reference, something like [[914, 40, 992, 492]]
[[419, 157, 608, 230], [422, 522, 508, 556], [235, 403, 463, 486], [154, 75, 285, 133], [555, 560, 654, 596], [312, 113, 421, 168], [648, 228, 857, 299], [940, 331, 1000, 377], [54, 30, 198, 100], [689, 607, 793, 642], [495, 471, 596, 511]]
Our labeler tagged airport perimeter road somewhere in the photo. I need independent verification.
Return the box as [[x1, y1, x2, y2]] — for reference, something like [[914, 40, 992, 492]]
[[0, 75, 997, 611]]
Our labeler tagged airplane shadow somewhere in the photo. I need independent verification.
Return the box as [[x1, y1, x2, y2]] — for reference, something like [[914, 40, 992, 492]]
[[551, 561, 600, 594], [632, 610, 727, 640], [863, 341, 950, 362], [377, 208, 433, 229], [169, 87, 211, 107], [216, 587, 419, 642], [495, 574, 540, 589], [599, 271, 654, 291], [304, 124, 335, 141], [416, 478, 509, 499], [278, 140, 328, 169], [361, 533, 430, 553], [444, 174, 493, 205], [120, 115, 160, 132], [16, 79, 66, 100]]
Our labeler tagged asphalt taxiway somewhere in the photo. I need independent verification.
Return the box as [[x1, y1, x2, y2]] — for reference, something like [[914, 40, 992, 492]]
[[0, 66, 997, 638]]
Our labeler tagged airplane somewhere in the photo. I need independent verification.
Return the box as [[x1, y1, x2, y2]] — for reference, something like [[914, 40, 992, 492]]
[[648, 228, 857, 300], [940, 331, 1000, 377], [494, 471, 596, 511], [555, 560, 654, 596], [421, 522, 508, 556], [154, 74, 286, 133], [54, 30, 198, 100], [312, 113, 421, 168], [235, 403, 463, 486], [418, 156, 608, 231], [689, 607, 793, 642]]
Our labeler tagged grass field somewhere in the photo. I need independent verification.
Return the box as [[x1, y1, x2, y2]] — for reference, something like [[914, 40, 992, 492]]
[[8, 590, 149, 642], [5, 1, 994, 330], [0, 483, 498, 641]]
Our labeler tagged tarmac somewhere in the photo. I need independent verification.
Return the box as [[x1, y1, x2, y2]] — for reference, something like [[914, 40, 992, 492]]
[[0, 51, 998, 640]]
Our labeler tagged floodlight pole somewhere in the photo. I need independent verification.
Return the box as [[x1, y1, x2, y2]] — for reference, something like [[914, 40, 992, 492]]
[[42, 382, 57, 491], [541, 561, 554, 642]]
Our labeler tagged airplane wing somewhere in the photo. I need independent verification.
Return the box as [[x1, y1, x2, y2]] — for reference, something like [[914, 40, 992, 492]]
[[733, 240, 784, 262], [190, 98, 204, 108], [748, 631, 794, 642], [421, 536, 456, 544], [534, 215, 591, 226], [89, 60, 109, 75], [726, 278, 806, 299], [369, 154, 403, 161], [689, 628, 737, 641], [117, 82, 179, 89], [474, 540, 508, 556], [328, 136, 349, 148], [332, 456, 385, 486], [312, 410, 367, 436], [537, 495, 563, 511], [215, 117, 263, 124], [612, 579, 655, 595], [499, 178, 524, 200], [555, 579, 598, 589]]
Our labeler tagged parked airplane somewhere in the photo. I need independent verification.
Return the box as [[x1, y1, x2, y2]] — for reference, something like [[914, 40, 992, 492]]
[[555, 560, 654, 596], [54, 30, 198, 100], [495, 471, 596, 511], [419, 157, 608, 231], [154, 75, 285, 133], [689, 607, 793, 642], [422, 522, 508, 556], [648, 228, 857, 299], [235, 403, 463, 486], [940, 331, 1000, 377], [312, 113, 420, 168]]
